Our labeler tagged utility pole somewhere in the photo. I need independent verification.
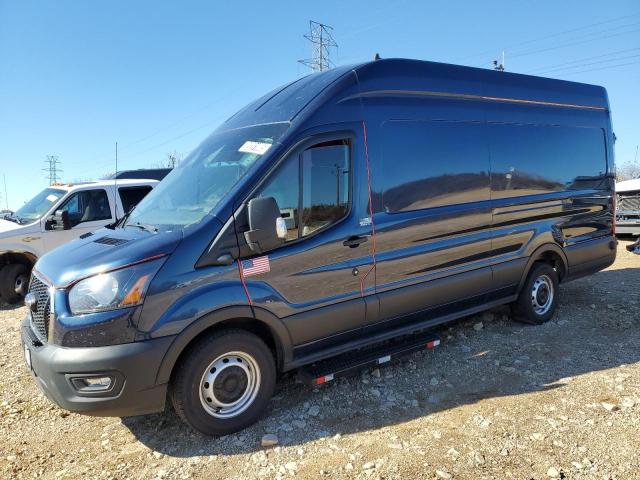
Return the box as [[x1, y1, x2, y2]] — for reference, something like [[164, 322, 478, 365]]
[[3, 174, 8, 210], [43, 155, 63, 185], [298, 21, 338, 73]]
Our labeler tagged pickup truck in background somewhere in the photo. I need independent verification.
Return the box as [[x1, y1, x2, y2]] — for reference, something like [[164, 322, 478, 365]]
[[616, 178, 640, 236], [0, 178, 158, 303]]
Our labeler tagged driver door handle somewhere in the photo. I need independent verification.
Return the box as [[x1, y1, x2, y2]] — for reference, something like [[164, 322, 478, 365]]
[[343, 235, 369, 248]]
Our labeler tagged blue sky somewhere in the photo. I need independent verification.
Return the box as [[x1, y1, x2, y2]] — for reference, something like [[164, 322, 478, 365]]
[[1, 0, 638, 210]]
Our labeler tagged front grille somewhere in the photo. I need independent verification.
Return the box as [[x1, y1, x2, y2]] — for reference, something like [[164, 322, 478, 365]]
[[618, 194, 640, 212], [29, 274, 52, 340]]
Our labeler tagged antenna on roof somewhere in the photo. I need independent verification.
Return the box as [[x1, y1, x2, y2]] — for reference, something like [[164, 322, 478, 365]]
[[493, 51, 506, 71], [114, 141, 118, 222]]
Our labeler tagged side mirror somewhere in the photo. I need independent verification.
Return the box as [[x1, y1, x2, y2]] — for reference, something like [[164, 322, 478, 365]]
[[45, 210, 71, 231], [244, 197, 286, 254]]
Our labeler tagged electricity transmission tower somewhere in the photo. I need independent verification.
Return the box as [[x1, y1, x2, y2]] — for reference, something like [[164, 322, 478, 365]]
[[167, 151, 181, 168], [43, 155, 63, 185], [298, 21, 338, 73]]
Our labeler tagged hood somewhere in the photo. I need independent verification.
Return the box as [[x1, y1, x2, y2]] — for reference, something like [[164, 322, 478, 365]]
[[34, 227, 184, 287], [0, 218, 23, 234]]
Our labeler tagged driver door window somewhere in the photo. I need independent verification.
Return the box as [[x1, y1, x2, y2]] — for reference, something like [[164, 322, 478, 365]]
[[59, 189, 112, 227], [255, 138, 351, 242]]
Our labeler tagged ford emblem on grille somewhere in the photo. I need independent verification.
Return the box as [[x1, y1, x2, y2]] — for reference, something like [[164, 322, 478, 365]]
[[24, 293, 37, 313]]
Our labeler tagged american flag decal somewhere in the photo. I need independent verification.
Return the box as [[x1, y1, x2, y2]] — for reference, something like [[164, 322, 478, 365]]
[[241, 256, 270, 277]]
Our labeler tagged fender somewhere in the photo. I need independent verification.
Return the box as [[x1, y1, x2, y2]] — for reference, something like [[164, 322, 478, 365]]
[[154, 305, 294, 385], [0, 249, 38, 268], [0, 245, 40, 262], [516, 242, 568, 293]]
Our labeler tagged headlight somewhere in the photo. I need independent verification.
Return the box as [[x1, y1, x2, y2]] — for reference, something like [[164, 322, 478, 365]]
[[68, 258, 165, 315]]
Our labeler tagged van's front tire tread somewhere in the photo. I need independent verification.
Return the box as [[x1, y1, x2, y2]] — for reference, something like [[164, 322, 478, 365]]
[[170, 329, 276, 436]]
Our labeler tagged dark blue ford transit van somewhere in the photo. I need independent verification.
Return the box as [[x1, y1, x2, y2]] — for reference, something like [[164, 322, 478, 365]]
[[22, 59, 616, 436]]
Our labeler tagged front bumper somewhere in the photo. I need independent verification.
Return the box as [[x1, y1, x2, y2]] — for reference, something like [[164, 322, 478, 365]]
[[21, 318, 175, 417]]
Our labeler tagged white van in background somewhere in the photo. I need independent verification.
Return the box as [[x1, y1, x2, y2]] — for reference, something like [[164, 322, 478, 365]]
[[616, 178, 640, 236], [0, 179, 158, 303]]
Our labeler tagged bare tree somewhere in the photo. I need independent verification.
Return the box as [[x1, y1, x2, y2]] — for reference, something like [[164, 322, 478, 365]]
[[617, 160, 640, 182]]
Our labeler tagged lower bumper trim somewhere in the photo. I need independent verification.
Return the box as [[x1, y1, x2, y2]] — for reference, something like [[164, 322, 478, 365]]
[[21, 318, 174, 417]]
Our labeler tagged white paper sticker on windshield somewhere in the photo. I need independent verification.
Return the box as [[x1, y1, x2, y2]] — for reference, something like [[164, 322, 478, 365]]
[[239, 141, 272, 155], [46, 194, 59, 202]]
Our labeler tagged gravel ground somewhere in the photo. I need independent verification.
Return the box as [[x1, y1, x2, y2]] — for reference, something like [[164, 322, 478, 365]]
[[0, 240, 638, 480]]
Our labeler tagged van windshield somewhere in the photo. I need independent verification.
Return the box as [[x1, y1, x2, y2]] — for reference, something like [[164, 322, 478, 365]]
[[125, 123, 289, 231], [12, 188, 66, 224]]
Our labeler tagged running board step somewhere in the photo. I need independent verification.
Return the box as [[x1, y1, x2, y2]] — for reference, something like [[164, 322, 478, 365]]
[[297, 331, 441, 386]]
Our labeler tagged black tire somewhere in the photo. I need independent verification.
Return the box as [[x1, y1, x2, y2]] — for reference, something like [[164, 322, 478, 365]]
[[170, 329, 276, 436], [512, 262, 559, 325], [0, 264, 30, 304]]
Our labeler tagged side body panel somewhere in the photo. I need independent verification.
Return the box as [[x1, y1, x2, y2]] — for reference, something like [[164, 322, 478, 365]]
[[355, 64, 495, 334]]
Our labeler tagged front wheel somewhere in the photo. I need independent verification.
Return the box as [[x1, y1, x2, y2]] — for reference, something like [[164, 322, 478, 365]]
[[170, 329, 276, 436], [512, 263, 559, 325], [0, 263, 30, 304]]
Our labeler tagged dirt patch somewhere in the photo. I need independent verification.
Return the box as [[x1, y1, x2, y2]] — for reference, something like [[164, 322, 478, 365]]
[[1, 241, 639, 479]]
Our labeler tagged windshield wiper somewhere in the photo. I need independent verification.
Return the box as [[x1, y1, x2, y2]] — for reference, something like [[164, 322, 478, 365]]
[[126, 222, 158, 233], [108, 207, 135, 230]]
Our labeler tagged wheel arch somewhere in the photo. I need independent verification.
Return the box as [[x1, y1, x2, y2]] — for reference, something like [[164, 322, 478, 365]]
[[155, 306, 294, 386], [517, 243, 568, 294], [0, 251, 37, 269]]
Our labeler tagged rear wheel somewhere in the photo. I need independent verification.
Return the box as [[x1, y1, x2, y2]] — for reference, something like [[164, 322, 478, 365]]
[[170, 329, 276, 436], [0, 264, 30, 304], [512, 262, 559, 325]]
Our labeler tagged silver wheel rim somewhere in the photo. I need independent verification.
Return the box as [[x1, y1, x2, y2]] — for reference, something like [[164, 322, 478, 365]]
[[199, 351, 261, 419], [531, 274, 554, 315]]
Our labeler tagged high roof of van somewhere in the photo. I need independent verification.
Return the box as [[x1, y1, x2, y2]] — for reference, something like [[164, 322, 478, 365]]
[[221, 58, 609, 131]]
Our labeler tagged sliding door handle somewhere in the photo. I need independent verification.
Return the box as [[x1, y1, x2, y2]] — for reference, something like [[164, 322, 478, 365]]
[[343, 235, 368, 248]]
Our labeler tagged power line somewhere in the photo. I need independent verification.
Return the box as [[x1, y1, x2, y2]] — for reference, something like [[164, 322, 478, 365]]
[[527, 47, 640, 74], [456, 11, 640, 64], [559, 60, 640, 76], [65, 77, 254, 171], [480, 26, 640, 71], [43, 155, 63, 185], [72, 113, 227, 176], [532, 53, 640, 76], [505, 25, 640, 61], [298, 21, 338, 72]]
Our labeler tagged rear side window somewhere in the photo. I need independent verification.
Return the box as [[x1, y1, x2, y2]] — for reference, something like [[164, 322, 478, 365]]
[[119, 186, 153, 214], [489, 124, 607, 198], [255, 139, 351, 241], [377, 121, 490, 213]]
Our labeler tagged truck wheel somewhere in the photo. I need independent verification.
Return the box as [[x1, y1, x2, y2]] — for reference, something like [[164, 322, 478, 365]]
[[170, 329, 276, 436], [0, 264, 30, 304], [512, 262, 559, 325]]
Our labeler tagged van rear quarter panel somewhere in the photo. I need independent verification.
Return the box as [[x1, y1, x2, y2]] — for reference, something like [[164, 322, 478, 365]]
[[485, 100, 614, 288]]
